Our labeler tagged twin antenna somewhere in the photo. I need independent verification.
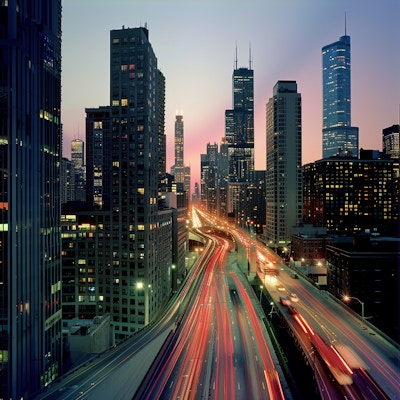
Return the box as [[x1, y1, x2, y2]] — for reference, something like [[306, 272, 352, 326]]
[[234, 42, 253, 70]]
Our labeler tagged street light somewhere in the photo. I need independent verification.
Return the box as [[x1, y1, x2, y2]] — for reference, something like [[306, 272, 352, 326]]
[[343, 295, 365, 327], [269, 301, 275, 323], [259, 285, 263, 303]]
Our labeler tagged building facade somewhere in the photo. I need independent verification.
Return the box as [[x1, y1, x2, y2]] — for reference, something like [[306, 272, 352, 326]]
[[382, 124, 400, 160], [174, 114, 185, 184], [109, 26, 172, 338], [226, 64, 254, 182], [85, 106, 111, 209], [265, 81, 302, 247], [61, 157, 75, 205], [326, 237, 399, 342], [0, 2, 63, 397], [303, 155, 399, 235], [71, 138, 86, 202], [322, 34, 359, 158]]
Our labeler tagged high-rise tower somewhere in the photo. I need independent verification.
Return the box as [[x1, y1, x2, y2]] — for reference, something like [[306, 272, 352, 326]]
[[174, 114, 185, 184], [225, 49, 254, 181], [71, 138, 86, 201], [0, 2, 62, 397], [85, 106, 111, 209], [266, 81, 302, 247], [109, 26, 171, 337], [322, 32, 359, 158]]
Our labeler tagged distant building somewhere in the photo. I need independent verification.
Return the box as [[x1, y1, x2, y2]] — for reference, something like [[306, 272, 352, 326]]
[[322, 34, 358, 159], [200, 143, 219, 215], [183, 165, 191, 207], [174, 114, 185, 184], [265, 81, 302, 248], [382, 124, 400, 160], [290, 225, 333, 266], [85, 106, 111, 209], [61, 157, 75, 205], [71, 138, 86, 202], [0, 2, 63, 397], [223, 53, 255, 220], [326, 235, 399, 342]]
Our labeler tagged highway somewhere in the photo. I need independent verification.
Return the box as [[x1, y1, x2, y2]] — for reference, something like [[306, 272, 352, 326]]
[[134, 233, 288, 399], [245, 231, 399, 400], [195, 207, 399, 399]]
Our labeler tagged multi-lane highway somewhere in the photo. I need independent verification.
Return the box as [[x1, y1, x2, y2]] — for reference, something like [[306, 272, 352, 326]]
[[261, 259, 399, 399], [135, 233, 289, 399]]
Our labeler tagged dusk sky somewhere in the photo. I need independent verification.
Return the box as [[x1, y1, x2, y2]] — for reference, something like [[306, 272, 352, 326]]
[[62, 0, 399, 191]]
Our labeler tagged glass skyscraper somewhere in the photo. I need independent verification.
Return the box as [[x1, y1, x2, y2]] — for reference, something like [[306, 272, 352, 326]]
[[226, 63, 254, 181], [322, 34, 359, 158], [0, 1, 62, 398]]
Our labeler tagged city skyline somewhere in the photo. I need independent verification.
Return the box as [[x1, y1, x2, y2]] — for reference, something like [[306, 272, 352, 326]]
[[62, 0, 400, 190]]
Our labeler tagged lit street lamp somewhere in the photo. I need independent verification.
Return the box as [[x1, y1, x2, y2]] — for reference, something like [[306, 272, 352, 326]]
[[259, 285, 263, 303], [343, 295, 365, 327], [269, 301, 275, 323]]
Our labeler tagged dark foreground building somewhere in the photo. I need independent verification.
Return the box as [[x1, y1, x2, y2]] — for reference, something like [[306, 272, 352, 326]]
[[0, 1, 63, 398], [327, 236, 399, 342]]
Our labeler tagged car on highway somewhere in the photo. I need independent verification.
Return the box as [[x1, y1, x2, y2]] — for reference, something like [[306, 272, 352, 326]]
[[290, 293, 299, 302], [276, 284, 286, 292], [280, 296, 291, 306]]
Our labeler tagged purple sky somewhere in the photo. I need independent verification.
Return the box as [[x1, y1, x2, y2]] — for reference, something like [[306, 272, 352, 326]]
[[62, 0, 400, 191]]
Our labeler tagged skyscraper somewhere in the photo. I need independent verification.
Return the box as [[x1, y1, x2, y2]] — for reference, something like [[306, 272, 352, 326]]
[[109, 26, 171, 336], [174, 114, 185, 184], [85, 106, 111, 209], [225, 53, 254, 181], [0, 2, 62, 397], [322, 33, 359, 158], [266, 81, 302, 247], [71, 138, 86, 201]]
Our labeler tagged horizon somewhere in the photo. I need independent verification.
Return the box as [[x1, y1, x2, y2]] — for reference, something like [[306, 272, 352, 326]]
[[62, 0, 400, 192]]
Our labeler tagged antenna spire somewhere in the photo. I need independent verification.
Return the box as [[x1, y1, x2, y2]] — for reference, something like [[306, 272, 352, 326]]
[[249, 42, 252, 69], [235, 43, 238, 70], [345, 12, 347, 36]]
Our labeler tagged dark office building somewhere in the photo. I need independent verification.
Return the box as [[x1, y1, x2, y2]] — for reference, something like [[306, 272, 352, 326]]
[[0, 2, 63, 398], [382, 124, 400, 160], [303, 156, 399, 235], [327, 236, 399, 342]]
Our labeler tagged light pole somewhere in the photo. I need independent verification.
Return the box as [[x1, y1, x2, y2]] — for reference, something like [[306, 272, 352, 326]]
[[269, 301, 275, 323], [259, 285, 263, 303], [171, 264, 176, 293], [343, 295, 365, 327]]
